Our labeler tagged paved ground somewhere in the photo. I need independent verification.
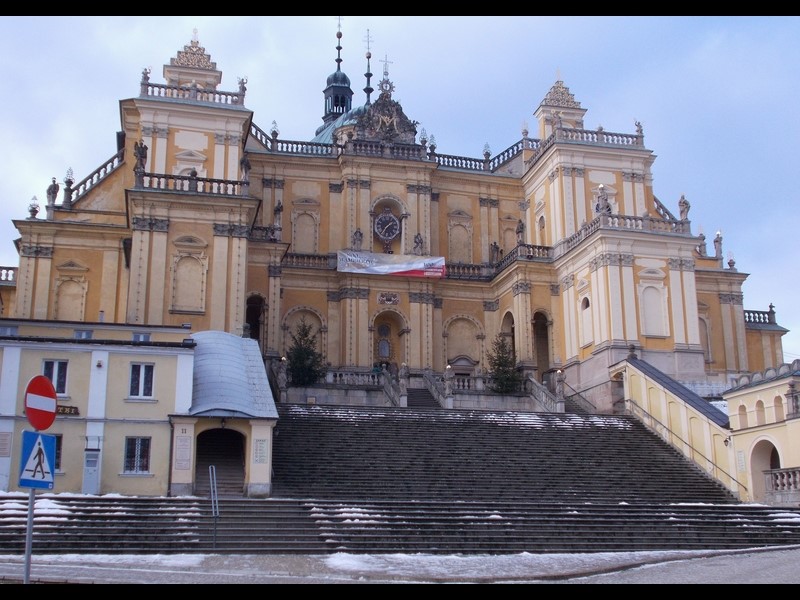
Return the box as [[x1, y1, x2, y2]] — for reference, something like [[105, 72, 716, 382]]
[[2, 545, 800, 584]]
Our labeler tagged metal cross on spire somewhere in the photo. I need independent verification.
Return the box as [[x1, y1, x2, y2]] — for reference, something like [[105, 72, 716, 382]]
[[381, 53, 393, 78], [363, 28, 373, 53]]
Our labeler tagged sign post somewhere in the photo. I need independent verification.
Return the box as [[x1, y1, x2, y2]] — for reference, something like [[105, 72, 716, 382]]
[[20, 374, 58, 584]]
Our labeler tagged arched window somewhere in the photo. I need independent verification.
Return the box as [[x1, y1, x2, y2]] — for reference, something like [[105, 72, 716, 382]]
[[580, 297, 593, 347], [755, 400, 766, 426], [774, 395, 785, 422], [737, 404, 749, 429], [642, 286, 666, 336]]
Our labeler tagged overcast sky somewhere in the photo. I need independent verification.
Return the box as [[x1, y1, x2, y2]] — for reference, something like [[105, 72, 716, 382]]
[[1, 16, 798, 362]]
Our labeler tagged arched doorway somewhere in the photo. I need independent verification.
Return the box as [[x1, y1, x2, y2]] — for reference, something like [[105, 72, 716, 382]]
[[749, 439, 780, 503], [194, 427, 245, 497], [532, 311, 550, 382], [246, 294, 266, 350], [373, 311, 405, 376], [501, 311, 516, 359]]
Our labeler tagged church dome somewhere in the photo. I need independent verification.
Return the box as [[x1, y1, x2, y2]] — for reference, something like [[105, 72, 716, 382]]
[[327, 69, 350, 87]]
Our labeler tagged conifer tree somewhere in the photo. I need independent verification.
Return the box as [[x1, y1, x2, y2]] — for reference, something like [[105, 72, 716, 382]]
[[285, 316, 325, 386], [486, 332, 522, 393]]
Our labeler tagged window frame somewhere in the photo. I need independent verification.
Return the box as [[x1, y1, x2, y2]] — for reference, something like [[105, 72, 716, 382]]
[[123, 437, 151, 473], [53, 434, 63, 472], [128, 362, 155, 399], [43, 359, 69, 395]]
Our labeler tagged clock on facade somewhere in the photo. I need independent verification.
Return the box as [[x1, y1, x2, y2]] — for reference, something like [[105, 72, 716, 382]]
[[374, 208, 400, 241]]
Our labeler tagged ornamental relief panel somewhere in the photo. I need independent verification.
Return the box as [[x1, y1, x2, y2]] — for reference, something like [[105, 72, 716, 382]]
[[378, 292, 400, 305]]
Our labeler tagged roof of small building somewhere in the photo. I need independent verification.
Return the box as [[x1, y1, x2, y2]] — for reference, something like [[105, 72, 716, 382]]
[[189, 330, 278, 419]]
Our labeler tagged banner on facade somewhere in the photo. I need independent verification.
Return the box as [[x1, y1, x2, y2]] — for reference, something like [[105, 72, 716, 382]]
[[337, 250, 446, 278]]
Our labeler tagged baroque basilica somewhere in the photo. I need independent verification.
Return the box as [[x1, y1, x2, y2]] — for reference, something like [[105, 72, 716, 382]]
[[0, 25, 791, 499]]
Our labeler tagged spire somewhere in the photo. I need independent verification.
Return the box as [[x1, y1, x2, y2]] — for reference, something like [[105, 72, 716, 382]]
[[335, 17, 343, 74], [322, 17, 353, 125], [363, 29, 374, 106]]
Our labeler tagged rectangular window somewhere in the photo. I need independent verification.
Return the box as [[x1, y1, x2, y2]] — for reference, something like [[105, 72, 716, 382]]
[[0, 326, 18, 336], [74, 330, 93, 340], [124, 437, 151, 473], [43, 360, 68, 395], [132, 333, 151, 342], [129, 363, 154, 398], [53, 434, 62, 471]]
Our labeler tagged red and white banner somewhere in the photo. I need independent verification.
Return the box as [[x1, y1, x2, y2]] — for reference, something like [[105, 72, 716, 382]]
[[337, 251, 446, 278]]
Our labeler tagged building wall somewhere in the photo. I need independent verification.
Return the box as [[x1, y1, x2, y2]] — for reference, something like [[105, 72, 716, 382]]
[[0, 321, 195, 496]]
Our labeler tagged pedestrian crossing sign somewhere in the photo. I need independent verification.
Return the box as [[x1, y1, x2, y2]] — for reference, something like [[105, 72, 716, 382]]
[[19, 430, 56, 489]]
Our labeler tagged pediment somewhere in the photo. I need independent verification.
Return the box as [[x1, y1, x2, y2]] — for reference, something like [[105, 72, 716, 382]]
[[174, 235, 207, 248], [175, 149, 208, 161], [639, 268, 665, 279], [293, 197, 320, 207], [56, 260, 88, 272]]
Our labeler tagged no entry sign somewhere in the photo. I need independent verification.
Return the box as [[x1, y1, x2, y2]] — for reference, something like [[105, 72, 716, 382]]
[[24, 375, 57, 431]]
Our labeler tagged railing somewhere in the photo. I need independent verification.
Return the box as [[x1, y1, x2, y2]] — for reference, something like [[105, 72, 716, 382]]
[[139, 173, 244, 196], [495, 244, 553, 275], [0, 267, 17, 285], [562, 380, 596, 413], [274, 139, 335, 156], [627, 400, 746, 497], [434, 153, 486, 171], [445, 263, 493, 280], [525, 127, 644, 170], [653, 195, 678, 221], [382, 373, 400, 406], [325, 369, 383, 386], [282, 253, 336, 270], [69, 149, 126, 204], [422, 369, 447, 408], [601, 213, 691, 234], [208, 465, 219, 550], [250, 122, 273, 151], [487, 138, 540, 171], [242, 122, 643, 178], [141, 82, 244, 106], [744, 308, 776, 324], [766, 467, 800, 494], [553, 213, 691, 259], [527, 375, 564, 413], [344, 140, 428, 161]]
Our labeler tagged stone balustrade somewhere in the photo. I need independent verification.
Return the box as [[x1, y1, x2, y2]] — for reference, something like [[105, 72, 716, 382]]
[[139, 173, 243, 196], [0, 267, 17, 284], [140, 82, 244, 105]]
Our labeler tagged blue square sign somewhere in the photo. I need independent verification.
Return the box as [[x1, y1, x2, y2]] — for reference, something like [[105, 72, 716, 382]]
[[19, 430, 56, 489]]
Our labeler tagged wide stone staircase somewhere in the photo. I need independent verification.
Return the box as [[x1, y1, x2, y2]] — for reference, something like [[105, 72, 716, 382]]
[[3, 403, 800, 555]]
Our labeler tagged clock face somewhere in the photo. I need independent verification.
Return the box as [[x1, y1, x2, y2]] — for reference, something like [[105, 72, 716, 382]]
[[374, 211, 400, 241]]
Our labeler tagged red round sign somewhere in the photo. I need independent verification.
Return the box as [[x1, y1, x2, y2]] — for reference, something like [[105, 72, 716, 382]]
[[24, 375, 57, 431]]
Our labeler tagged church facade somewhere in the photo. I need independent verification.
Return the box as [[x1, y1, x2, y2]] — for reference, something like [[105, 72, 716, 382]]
[[0, 29, 790, 497]]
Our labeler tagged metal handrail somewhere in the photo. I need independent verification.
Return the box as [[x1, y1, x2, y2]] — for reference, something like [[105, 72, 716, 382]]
[[209, 465, 219, 549], [627, 400, 746, 496]]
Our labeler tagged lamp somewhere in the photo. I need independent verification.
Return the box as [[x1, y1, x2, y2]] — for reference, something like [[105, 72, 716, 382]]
[[220, 418, 226, 430], [724, 436, 731, 447], [96, 360, 103, 368]]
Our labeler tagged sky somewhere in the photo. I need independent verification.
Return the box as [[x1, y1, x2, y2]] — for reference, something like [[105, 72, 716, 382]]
[[0, 16, 798, 362]]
